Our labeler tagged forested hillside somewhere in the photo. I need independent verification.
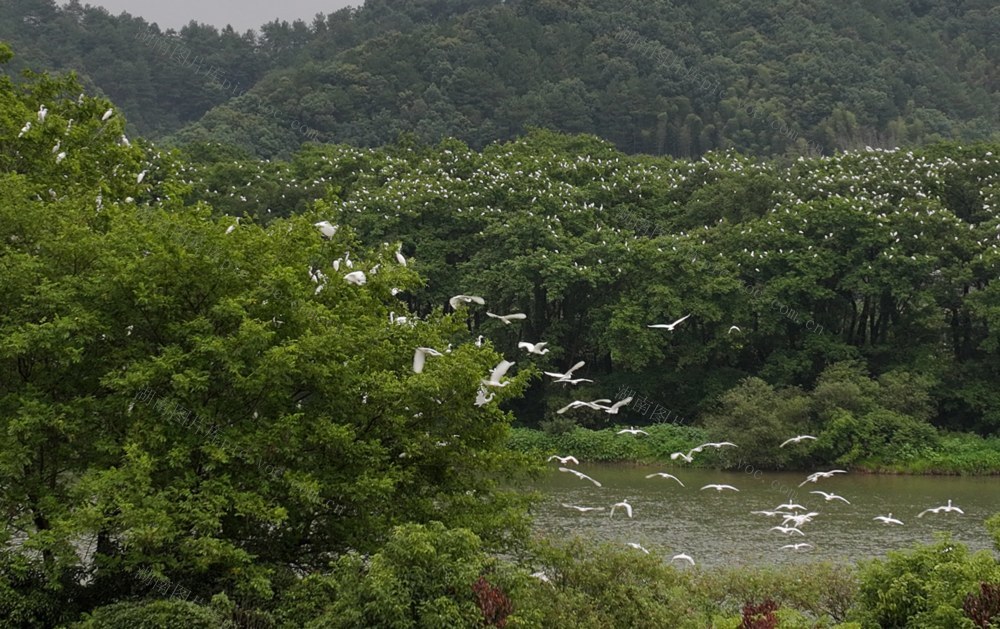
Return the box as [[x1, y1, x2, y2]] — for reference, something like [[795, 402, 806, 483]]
[[2, 0, 997, 158]]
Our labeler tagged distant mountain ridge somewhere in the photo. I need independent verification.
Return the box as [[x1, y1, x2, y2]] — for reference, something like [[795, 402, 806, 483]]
[[2, 0, 997, 158]]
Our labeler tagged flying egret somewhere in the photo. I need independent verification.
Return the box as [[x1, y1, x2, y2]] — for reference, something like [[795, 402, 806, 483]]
[[798, 470, 847, 487], [645, 472, 684, 486], [810, 491, 850, 504], [483, 360, 515, 387], [917, 500, 964, 518], [561, 503, 605, 513], [701, 484, 739, 492], [671, 554, 695, 566], [548, 455, 579, 465], [781, 543, 813, 551], [647, 313, 692, 331], [518, 341, 549, 355], [751, 510, 792, 517], [874, 513, 904, 525], [670, 450, 695, 463], [780, 435, 817, 448], [775, 503, 807, 511], [412, 347, 444, 373], [610, 500, 633, 519], [449, 295, 485, 309], [544, 361, 585, 380], [625, 542, 649, 554], [344, 271, 367, 285], [602, 398, 634, 414], [487, 311, 527, 325], [615, 425, 648, 436], [554, 377, 594, 385], [781, 512, 820, 527], [556, 399, 612, 414], [699, 441, 738, 450], [769, 526, 805, 536], [474, 387, 494, 407], [314, 221, 338, 239], [558, 467, 601, 487], [728, 325, 742, 334]]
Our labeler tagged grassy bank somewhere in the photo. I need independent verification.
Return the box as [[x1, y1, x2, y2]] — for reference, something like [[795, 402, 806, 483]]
[[510, 426, 1000, 474]]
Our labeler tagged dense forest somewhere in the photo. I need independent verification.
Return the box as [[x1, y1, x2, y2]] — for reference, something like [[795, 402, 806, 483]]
[[3, 12, 1000, 625], [1, 0, 997, 158]]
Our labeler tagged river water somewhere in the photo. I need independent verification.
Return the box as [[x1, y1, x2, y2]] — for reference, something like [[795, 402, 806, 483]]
[[530, 463, 1000, 567]]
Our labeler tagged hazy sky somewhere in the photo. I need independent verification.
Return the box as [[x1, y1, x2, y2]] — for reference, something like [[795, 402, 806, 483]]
[[74, 0, 360, 33]]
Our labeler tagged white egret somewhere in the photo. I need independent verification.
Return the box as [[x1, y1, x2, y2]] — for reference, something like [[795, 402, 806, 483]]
[[395, 249, 407, 266], [615, 425, 648, 436], [561, 503, 605, 513], [874, 513, 904, 525], [780, 435, 817, 447], [775, 503, 807, 511], [38, 105, 47, 122], [751, 510, 791, 517], [769, 526, 805, 536], [810, 491, 850, 504], [610, 500, 633, 519], [625, 542, 648, 554], [518, 341, 549, 355], [781, 543, 813, 551], [412, 347, 444, 373], [474, 387, 495, 407], [56, 151, 66, 163], [728, 325, 742, 334], [798, 470, 847, 487], [917, 500, 964, 518], [556, 399, 612, 414], [558, 467, 601, 487], [645, 472, 684, 486], [602, 398, 634, 414], [530, 571, 551, 582], [483, 360, 515, 387], [449, 295, 485, 309], [544, 361, 585, 380], [781, 512, 820, 527], [344, 271, 367, 286], [314, 221, 338, 239], [18, 121, 31, 137], [670, 450, 695, 463], [553, 377, 594, 385], [487, 311, 527, 325], [548, 455, 579, 465], [647, 313, 692, 331], [671, 554, 695, 566], [701, 484, 739, 492], [137, 170, 147, 184], [102, 108, 114, 121]]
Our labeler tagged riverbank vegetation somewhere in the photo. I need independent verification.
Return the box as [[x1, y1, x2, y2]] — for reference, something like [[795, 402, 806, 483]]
[[3, 42, 1000, 626]]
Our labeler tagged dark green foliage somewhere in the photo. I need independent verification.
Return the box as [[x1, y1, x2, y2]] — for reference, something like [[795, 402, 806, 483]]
[[3, 0, 999, 158]]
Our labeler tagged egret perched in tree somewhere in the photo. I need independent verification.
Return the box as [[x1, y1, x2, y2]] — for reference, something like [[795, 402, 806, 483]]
[[559, 467, 601, 487], [395, 249, 407, 266], [647, 313, 691, 331], [55, 151, 66, 163], [102, 108, 114, 121], [344, 271, 367, 285], [137, 170, 147, 184], [38, 105, 47, 122], [314, 221, 338, 239], [487, 311, 527, 325], [17, 121, 31, 137]]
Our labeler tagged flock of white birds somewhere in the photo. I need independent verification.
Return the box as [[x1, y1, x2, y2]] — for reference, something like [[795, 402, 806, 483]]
[[548, 440, 968, 566]]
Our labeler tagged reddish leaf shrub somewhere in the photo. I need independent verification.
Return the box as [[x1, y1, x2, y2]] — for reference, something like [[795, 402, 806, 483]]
[[740, 598, 779, 629], [963, 582, 1000, 628], [473, 575, 513, 628]]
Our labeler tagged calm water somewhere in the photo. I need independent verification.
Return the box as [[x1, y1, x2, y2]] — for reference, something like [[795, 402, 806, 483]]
[[531, 463, 1000, 567]]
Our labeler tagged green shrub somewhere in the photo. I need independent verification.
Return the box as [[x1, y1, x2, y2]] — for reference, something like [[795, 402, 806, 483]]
[[851, 537, 1000, 628], [72, 599, 222, 628], [0, 554, 82, 628]]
